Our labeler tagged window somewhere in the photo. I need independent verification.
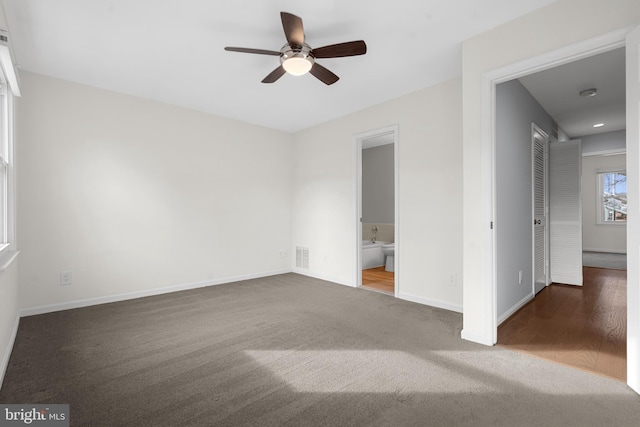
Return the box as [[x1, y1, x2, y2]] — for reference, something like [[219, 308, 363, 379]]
[[0, 81, 15, 254], [597, 170, 627, 224], [0, 33, 18, 259]]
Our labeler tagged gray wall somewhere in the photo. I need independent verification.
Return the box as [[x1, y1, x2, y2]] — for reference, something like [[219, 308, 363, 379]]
[[496, 79, 553, 319], [580, 130, 626, 154], [362, 144, 394, 223]]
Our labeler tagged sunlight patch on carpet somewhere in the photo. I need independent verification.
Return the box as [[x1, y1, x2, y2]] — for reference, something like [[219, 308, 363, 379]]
[[245, 349, 632, 395], [244, 350, 495, 393]]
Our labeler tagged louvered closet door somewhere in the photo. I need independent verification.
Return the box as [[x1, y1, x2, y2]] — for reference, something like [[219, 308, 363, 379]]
[[532, 127, 547, 295], [549, 140, 583, 286]]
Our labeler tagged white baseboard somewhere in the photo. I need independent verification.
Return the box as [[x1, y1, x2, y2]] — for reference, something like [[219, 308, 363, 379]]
[[291, 268, 354, 288], [583, 248, 627, 254], [0, 314, 19, 390], [498, 293, 534, 325], [460, 329, 494, 346], [20, 269, 291, 317], [292, 273, 464, 315], [399, 292, 463, 313]]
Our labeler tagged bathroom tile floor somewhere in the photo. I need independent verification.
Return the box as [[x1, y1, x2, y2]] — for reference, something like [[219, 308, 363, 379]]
[[362, 267, 394, 295]]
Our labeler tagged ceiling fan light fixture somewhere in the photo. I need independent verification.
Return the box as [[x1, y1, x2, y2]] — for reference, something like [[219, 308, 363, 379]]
[[280, 43, 314, 76], [282, 56, 312, 75], [579, 88, 598, 97]]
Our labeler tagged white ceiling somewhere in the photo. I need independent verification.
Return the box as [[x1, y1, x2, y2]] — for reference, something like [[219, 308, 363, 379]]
[[518, 47, 625, 138], [3, 0, 559, 133]]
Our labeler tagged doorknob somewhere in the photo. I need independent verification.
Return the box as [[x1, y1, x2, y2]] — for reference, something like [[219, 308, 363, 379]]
[[533, 219, 541, 225]]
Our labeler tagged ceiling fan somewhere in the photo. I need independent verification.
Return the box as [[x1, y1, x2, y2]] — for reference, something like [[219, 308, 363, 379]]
[[224, 12, 367, 85]]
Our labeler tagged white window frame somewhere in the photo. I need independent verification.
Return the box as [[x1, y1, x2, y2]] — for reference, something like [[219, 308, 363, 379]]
[[596, 168, 627, 225], [0, 29, 19, 271], [0, 79, 16, 256]]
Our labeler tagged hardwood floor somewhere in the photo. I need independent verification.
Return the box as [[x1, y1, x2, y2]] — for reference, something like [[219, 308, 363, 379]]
[[362, 267, 394, 294], [498, 267, 627, 381]]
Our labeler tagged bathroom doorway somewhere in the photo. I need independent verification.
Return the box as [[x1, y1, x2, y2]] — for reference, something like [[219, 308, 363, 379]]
[[355, 125, 398, 297]]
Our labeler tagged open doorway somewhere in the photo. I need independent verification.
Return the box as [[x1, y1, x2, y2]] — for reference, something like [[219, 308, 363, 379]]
[[494, 47, 628, 380], [355, 126, 398, 297]]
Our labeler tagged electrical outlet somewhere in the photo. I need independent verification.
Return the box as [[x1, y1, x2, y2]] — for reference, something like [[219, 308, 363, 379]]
[[518, 270, 523, 285], [449, 274, 457, 287], [60, 272, 72, 286]]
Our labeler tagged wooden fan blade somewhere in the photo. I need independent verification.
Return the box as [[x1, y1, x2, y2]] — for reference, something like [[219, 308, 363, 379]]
[[309, 63, 339, 85], [281, 12, 304, 47], [224, 47, 281, 56], [312, 40, 367, 58], [262, 66, 286, 83]]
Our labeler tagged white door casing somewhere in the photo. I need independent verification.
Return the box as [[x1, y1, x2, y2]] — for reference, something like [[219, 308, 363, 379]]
[[625, 24, 640, 394], [354, 125, 399, 297], [532, 124, 548, 295], [473, 25, 638, 393]]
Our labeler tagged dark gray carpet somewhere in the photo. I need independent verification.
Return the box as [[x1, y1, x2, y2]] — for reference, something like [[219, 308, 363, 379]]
[[1, 273, 639, 426]]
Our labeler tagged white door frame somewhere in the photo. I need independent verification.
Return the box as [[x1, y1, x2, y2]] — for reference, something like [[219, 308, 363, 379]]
[[354, 124, 399, 298], [531, 123, 549, 295], [625, 24, 640, 394], [481, 28, 630, 343]]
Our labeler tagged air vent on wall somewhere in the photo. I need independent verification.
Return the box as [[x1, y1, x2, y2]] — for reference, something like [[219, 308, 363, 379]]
[[296, 247, 309, 269]]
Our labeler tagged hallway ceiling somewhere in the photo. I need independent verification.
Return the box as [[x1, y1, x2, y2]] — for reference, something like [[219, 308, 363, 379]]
[[2, 0, 559, 133], [518, 48, 626, 138]]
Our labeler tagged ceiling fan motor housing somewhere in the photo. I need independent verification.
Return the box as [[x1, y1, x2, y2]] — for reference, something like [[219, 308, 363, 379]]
[[280, 43, 315, 75]]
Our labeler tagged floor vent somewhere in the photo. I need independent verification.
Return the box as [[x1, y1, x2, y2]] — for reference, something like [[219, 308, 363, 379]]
[[296, 247, 309, 269]]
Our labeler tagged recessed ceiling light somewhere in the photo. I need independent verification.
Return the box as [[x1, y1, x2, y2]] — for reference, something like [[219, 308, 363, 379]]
[[593, 123, 604, 128], [580, 88, 598, 97]]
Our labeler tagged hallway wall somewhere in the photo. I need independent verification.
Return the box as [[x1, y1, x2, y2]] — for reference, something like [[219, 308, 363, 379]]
[[495, 79, 553, 320]]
